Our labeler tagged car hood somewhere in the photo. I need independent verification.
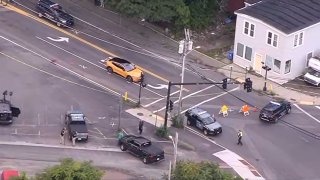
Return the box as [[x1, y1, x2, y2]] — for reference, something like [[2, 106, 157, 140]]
[[142, 145, 164, 156], [129, 68, 143, 77], [260, 109, 272, 116], [58, 11, 73, 21], [205, 122, 221, 130]]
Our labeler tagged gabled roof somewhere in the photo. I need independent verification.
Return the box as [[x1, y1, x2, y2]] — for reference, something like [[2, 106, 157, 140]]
[[236, 0, 320, 34]]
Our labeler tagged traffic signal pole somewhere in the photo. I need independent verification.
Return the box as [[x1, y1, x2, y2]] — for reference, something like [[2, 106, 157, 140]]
[[164, 81, 172, 128]]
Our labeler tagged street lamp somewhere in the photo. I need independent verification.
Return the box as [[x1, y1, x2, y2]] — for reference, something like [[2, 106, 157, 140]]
[[262, 62, 271, 91], [177, 43, 200, 114], [168, 132, 178, 170]]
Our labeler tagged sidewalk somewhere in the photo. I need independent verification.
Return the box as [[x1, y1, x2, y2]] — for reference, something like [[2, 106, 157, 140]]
[[217, 63, 320, 105]]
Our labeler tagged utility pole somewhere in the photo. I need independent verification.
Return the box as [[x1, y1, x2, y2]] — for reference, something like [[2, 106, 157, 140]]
[[118, 94, 122, 131], [177, 29, 193, 115], [262, 62, 271, 92]]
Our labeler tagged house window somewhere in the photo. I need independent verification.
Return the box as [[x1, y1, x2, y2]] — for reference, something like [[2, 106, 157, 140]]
[[245, 46, 252, 61], [285, 60, 291, 74], [294, 32, 304, 47], [273, 59, 281, 73], [266, 55, 273, 69], [267, 31, 278, 47], [244, 21, 254, 37], [237, 43, 244, 57]]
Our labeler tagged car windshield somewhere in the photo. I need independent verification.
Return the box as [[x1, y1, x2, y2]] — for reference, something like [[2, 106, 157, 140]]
[[199, 113, 216, 125], [122, 63, 135, 71], [307, 68, 320, 77], [264, 101, 281, 111]]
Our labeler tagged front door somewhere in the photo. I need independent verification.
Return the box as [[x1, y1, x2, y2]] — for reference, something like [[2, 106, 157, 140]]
[[254, 54, 263, 74]]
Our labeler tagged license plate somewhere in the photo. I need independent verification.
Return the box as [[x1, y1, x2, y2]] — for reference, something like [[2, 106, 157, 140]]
[[157, 158, 160, 161], [78, 138, 82, 140], [217, 131, 220, 134]]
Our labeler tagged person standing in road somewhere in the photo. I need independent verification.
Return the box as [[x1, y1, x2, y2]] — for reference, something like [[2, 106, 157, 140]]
[[72, 131, 77, 146], [60, 127, 66, 145], [237, 130, 243, 145], [138, 120, 144, 135]]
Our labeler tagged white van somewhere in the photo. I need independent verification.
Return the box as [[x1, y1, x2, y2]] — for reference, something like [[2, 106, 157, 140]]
[[304, 57, 320, 86]]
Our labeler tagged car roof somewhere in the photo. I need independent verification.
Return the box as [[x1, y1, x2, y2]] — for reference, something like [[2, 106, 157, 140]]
[[0, 101, 11, 113], [264, 101, 282, 111], [39, 0, 61, 8], [189, 107, 208, 116], [111, 57, 131, 64]]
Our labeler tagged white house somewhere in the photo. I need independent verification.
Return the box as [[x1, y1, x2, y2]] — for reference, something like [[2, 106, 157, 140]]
[[233, 0, 320, 83]]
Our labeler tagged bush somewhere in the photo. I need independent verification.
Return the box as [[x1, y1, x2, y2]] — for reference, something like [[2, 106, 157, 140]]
[[155, 125, 169, 138], [171, 114, 184, 128]]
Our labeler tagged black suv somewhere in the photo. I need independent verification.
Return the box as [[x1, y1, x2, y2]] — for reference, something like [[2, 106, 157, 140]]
[[119, 135, 164, 164], [36, 0, 74, 27], [185, 107, 222, 135], [259, 101, 291, 123]]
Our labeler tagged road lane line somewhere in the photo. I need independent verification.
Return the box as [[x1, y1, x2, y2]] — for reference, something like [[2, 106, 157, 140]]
[[144, 90, 180, 107], [152, 85, 217, 113], [315, 106, 320, 110], [3, 4, 171, 84], [294, 104, 320, 123], [181, 87, 239, 114]]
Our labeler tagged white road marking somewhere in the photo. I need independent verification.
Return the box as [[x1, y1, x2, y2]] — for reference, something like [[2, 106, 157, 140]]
[[144, 91, 179, 108], [79, 64, 87, 69], [0, 36, 122, 97], [181, 87, 239, 114], [94, 127, 107, 139], [294, 104, 320, 123], [147, 84, 168, 90], [47, 37, 69, 43], [152, 85, 216, 113], [315, 106, 320, 110]]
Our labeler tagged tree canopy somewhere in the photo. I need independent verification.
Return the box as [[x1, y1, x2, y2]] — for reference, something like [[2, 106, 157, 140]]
[[34, 158, 103, 180], [106, 0, 221, 31], [170, 160, 242, 180]]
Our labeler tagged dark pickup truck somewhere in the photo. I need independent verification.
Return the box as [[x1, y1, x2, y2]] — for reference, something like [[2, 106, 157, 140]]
[[65, 110, 88, 141], [119, 135, 164, 164]]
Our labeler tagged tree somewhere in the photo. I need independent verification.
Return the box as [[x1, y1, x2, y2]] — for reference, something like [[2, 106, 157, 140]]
[[10, 172, 29, 180], [34, 158, 103, 180], [170, 160, 242, 180]]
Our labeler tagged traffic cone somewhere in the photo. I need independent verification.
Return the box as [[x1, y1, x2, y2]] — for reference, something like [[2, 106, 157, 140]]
[[253, 107, 257, 112]]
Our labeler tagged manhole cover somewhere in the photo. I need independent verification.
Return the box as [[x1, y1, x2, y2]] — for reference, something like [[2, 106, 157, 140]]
[[137, 112, 144, 116]]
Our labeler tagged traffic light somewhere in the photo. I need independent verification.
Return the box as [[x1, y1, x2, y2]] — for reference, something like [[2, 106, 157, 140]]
[[222, 78, 228, 89], [169, 100, 174, 112], [245, 78, 252, 92]]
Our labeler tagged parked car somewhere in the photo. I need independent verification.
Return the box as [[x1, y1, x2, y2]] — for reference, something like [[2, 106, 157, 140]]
[[118, 135, 164, 164], [259, 101, 291, 123], [104, 57, 143, 82], [185, 107, 222, 135], [36, 0, 74, 27], [0, 96, 20, 124], [65, 110, 88, 141]]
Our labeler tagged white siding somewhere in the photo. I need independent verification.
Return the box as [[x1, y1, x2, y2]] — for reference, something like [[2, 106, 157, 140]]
[[233, 14, 320, 83]]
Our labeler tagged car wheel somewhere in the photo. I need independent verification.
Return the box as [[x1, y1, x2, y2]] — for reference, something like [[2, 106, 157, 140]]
[[38, 13, 43, 18], [143, 157, 148, 164], [120, 144, 127, 151], [187, 119, 191, 126], [203, 129, 208, 135], [106, 67, 113, 73], [286, 108, 291, 114], [126, 76, 133, 82]]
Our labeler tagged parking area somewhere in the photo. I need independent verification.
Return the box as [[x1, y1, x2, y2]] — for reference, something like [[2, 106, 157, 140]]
[[282, 76, 320, 97]]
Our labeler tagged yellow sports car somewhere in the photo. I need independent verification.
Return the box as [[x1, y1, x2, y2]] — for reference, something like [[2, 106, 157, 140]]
[[105, 57, 143, 82]]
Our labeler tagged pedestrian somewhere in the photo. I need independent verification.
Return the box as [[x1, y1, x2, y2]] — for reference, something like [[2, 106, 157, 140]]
[[138, 120, 144, 135], [60, 127, 66, 145], [237, 130, 243, 145], [72, 131, 77, 146]]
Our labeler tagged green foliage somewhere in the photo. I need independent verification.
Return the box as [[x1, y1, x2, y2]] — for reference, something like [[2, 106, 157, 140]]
[[35, 158, 103, 180], [170, 160, 242, 180], [171, 114, 184, 128], [106, 0, 219, 31], [155, 125, 169, 138], [10, 172, 29, 180]]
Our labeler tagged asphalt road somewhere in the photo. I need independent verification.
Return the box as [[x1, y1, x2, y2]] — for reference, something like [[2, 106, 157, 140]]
[[1, 1, 320, 180]]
